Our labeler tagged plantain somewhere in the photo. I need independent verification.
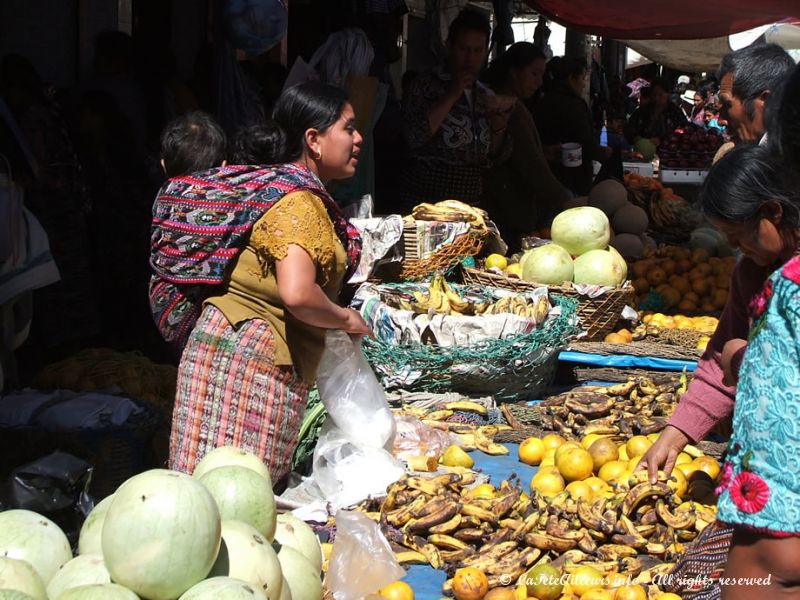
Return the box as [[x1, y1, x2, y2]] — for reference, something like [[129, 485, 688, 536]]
[[444, 400, 487, 416], [576, 498, 614, 535], [619, 556, 643, 577], [635, 562, 674, 585], [485, 547, 541, 578], [439, 547, 476, 564], [453, 528, 486, 543], [428, 513, 462, 535], [621, 482, 672, 516], [406, 455, 439, 472], [459, 515, 482, 529], [385, 494, 428, 527], [524, 531, 578, 553], [550, 549, 589, 569], [562, 560, 618, 576], [406, 473, 462, 496], [545, 515, 586, 541], [563, 393, 615, 418], [429, 533, 470, 551], [401, 533, 444, 570], [381, 479, 406, 512], [425, 409, 454, 421], [475, 430, 509, 456], [406, 501, 462, 533], [655, 499, 695, 530], [499, 518, 523, 531], [637, 378, 660, 396], [605, 380, 637, 396], [646, 542, 667, 555], [512, 509, 542, 539], [491, 492, 519, 518], [393, 548, 429, 565], [610, 533, 648, 550], [577, 530, 598, 554], [595, 544, 638, 560], [459, 541, 519, 569]]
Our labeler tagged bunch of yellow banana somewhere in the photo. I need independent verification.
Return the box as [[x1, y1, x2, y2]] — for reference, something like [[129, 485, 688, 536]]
[[396, 273, 483, 316], [411, 199, 488, 229], [478, 295, 549, 321], [537, 375, 689, 439]]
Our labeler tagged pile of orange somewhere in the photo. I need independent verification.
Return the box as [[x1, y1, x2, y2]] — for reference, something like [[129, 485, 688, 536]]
[[629, 246, 735, 313], [604, 329, 633, 344]]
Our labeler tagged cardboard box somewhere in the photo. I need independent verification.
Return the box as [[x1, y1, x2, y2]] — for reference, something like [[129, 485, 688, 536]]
[[659, 169, 709, 185], [622, 161, 654, 177]]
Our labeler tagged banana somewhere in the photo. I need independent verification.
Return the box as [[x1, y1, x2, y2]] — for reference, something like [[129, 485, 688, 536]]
[[512, 509, 542, 539], [605, 380, 637, 396], [621, 482, 672, 516], [460, 515, 482, 529], [453, 528, 486, 543], [461, 503, 499, 526], [646, 542, 667, 555], [428, 513, 462, 534], [619, 556, 643, 577], [397, 298, 415, 312], [577, 530, 598, 554], [444, 286, 471, 314], [491, 492, 518, 518], [562, 560, 619, 576], [499, 518, 523, 530], [637, 379, 660, 396], [444, 400, 488, 416], [550, 549, 589, 569], [595, 544, 638, 560], [524, 531, 578, 553], [475, 430, 509, 456], [610, 533, 648, 550], [576, 499, 614, 535], [406, 455, 438, 472], [401, 533, 444, 570], [393, 549, 429, 564], [439, 547, 476, 564], [429, 533, 471, 551], [534, 296, 550, 322], [634, 562, 674, 585], [459, 541, 518, 569], [683, 443, 704, 458], [425, 409, 454, 421], [544, 515, 586, 541], [406, 473, 462, 496], [655, 499, 695, 530], [385, 494, 428, 527], [485, 547, 541, 578], [406, 501, 462, 533]]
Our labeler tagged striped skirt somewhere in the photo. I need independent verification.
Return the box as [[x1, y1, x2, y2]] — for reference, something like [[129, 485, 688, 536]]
[[169, 304, 309, 483]]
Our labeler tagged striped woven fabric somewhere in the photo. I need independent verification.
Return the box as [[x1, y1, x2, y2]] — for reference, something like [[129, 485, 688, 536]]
[[169, 304, 309, 482], [665, 521, 734, 600]]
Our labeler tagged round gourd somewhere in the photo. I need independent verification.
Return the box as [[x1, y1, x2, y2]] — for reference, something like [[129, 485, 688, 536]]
[[0, 557, 46, 600], [611, 234, 644, 261], [551, 207, 610, 256], [193, 447, 272, 483], [519, 244, 574, 286], [606, 244, 629, 281], [78, 495, 115, 556], [46, 555, 110, 600], [101, 470, 221, 600], [0, 510, 72, 584], [209, 521, 283, 600], [573, 249, 625, 287], [611, 204, 649, 235], [588, 180, 628, 217], [274, 514, 322, 574], [200, 466, 277, 541], [54, 583, 139, 600], [277, 547, 322, 600], [178, 577, 268, 600]]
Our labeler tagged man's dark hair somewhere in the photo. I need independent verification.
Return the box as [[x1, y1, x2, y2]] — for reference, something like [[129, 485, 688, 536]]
[[160, 111, 226, 177], [447, 8, 491, 45], [717, 43, 795, 120]]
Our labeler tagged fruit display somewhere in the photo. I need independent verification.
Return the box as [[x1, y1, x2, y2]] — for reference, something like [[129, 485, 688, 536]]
[[657, 125, 725, 170], [0, 446, 324, 600], [586, 180, 651, 261], [629, 246, 735, 313], [623, 173, 701, 242], [411, 200, 488, 229], [388, 273, 550, 321], [534, 376, 689, 440]]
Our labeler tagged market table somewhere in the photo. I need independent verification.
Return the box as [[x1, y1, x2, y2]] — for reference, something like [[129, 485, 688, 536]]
[[559, 350, 697, 372], [402, 442, 538, 599]]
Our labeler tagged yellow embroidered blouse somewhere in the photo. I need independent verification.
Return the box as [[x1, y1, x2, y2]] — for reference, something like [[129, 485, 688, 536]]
[[205, 191, 347, 384]]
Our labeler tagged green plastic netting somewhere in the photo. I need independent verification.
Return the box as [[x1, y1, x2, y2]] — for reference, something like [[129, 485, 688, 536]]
[[362, 294, 579, 402]]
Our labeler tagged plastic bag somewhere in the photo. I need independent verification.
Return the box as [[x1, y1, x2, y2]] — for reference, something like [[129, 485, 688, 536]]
[[312, 419, 404, 509], [316, 331, 395, 449], [392, 416, 454, 460], [325, 509, 405, 600]]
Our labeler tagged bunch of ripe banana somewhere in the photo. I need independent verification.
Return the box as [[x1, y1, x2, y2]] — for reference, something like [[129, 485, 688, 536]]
[[395, 274, 549, 322], [361, 470, 714, 597], [411, 199, 488, 229], [537, 376, 688, 440]]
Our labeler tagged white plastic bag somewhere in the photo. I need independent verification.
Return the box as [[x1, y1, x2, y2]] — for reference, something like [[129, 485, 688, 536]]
[[325, 509, 405, 600], [312, 419, 404, 508], [316, 331, 396, 449]]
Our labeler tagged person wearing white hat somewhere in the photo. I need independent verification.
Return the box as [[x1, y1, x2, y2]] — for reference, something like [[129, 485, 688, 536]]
[[680, 88, 708, 126]]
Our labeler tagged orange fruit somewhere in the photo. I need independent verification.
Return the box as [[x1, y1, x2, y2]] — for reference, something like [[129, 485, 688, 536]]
[[675, 259, 692, 274], [580, 590, 614, 600], [584, 476, 610, 495], [598, 460, 628, 483], [565, 480, 594, 502], [472, 483, 496, 500], [379, 581, 415, 600], [542, 434, 567, 451], [667, 466, 688, 497], [537, 465, 561, 477], [588, 438, 619, 471], [556, 447, 594, 482], [632, 277, 650, 294], [683, 291, 700, 304], [605, 572, 630, 589], [656, 594, 683, 600], [604, 333, 627, 344], [675, 463, 697, 478], [692, 456, 721, 480], [525, 563, 563, 600], [484, 588, 517, 600], [452, 567, 489, 600], [631, 261, 652, 279], [661, 259, 676, 276], [668, 275, 690, 294], [531, 472, 566, 496], [614, 585, 647, 600], [555, 441, 584, 462], [625, 436, 652, 458], [711, 289, 728, 309], [691, 277, 710, 296], [647, 267, 667, 286], [519, 437, 546, 466], [570, 566, 604, 596], [617, 329, 633, 343], [691, 248, 710, 263]]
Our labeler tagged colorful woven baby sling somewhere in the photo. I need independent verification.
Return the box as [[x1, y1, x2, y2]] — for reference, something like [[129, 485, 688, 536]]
[[149, 163, 361, 349]]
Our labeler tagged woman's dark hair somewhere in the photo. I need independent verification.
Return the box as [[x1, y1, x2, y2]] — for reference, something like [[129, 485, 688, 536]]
[[160, 111, 226, 177], [447, 8, 491, 45], [700, 144, 800, 231], [545, 56, 587, 84], [231, 121, 282, 165], [260, 81, 349, 164], [484, 42, 546, 88]]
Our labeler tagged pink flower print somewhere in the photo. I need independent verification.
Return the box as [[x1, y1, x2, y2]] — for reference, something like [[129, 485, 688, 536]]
[[782, 255, 800, 284], [729, 471, 770, 513], [748, 279, 773, 320], [715, 461, 734, 496]]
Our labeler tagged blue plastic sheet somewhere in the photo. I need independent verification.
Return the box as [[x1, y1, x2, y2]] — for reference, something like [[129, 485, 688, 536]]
[[403, 444, 539, 598], [559, 350, 697, 372]]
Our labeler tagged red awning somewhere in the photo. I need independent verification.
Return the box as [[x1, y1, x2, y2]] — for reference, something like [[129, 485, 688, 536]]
[[523, 0, 798, 40]]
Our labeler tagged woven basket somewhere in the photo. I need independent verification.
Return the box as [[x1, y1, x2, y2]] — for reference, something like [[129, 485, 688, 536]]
[[461, 267, 635, 341], [362, 295, 579, 402], [400, 219, 487, 281]]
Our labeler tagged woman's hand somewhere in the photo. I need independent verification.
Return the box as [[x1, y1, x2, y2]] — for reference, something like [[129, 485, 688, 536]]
[[636, 425, 690, 483], [342, 308, 373, 342], [721, 338, 747, 386]]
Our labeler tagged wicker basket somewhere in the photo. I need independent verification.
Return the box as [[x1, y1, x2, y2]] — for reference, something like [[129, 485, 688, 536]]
[[400, 219, 487, 281], [461, 267, 635, 341], [362, 295, 579, 402]]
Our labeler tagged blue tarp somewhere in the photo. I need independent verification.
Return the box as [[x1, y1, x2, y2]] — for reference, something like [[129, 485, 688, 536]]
[[559, 350, 697, 372]]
